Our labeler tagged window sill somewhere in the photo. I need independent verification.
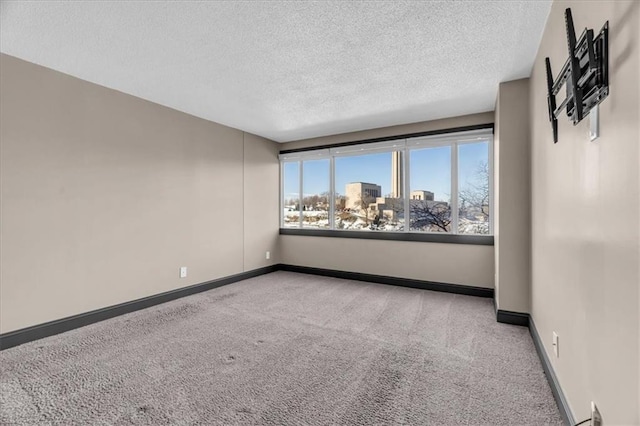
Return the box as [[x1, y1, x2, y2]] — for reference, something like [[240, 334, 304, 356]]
[[279, 228, 494, 245]]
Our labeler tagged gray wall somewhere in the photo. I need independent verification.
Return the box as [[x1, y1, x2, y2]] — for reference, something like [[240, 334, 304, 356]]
[[494, 79, 531, 313], [280, 236, 494, 288], [0, 54, 280, 333], [280, 112, 495, 289], [529, 1, 639, 423], [243, 132, 281, 270]]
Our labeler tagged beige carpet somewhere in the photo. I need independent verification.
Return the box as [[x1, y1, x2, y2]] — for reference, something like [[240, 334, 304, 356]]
[[0, 271, 562, 425]]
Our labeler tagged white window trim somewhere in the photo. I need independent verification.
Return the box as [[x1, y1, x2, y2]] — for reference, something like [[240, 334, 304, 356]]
[[279, 129, 494, 236]]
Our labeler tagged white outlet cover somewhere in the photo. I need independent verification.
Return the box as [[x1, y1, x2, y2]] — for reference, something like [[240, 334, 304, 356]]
[[266, 251, 270, 260], [180, 267, 187, 278], [552, 332, 559, 357]]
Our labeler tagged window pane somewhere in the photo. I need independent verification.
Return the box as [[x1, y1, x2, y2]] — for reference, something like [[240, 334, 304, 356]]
[[409, 146, 452, 232], [302, 159, 330, 228], [334, 151, 403, 231], [282, 161, 300, 228], [458, 141, 490, 234]]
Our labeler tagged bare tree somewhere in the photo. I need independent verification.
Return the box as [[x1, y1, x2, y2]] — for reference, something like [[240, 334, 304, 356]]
[[301, 192, 331, 212], [356, 193, 376, 225], [377, 197, 403, 226], [284, 198, 300, 210], [384, 197, 404, 214], [410, 201, 451, 232], [319, 191, 330, 211], [459, 161, 489, 220]]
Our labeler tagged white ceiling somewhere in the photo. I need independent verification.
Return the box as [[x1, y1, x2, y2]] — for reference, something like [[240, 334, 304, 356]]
[[0, 1, 551, 142]]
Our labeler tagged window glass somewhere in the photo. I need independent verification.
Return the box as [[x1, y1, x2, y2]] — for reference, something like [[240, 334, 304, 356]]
[[282, 161, 300, 228], [302, 159, 330, 228], [458, 141, 490, 234], [279, 131, 493, 237], [409, 146, 452, 232], [334, 151, 403, 231]]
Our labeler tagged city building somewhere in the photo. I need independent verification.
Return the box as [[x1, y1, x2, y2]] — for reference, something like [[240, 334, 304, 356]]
[[344, 182, 381, 210], [410, 190, 434, 201]]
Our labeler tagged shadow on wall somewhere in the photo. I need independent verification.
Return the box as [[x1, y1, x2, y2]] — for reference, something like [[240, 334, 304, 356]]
[[609, 0, 638, 110]]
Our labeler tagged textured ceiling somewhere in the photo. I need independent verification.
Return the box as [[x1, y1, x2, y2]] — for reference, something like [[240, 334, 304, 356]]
[[0, 1, 551, 142]]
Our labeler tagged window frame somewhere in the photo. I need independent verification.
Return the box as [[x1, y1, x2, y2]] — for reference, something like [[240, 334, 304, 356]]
[[279, 125, 494, 244]]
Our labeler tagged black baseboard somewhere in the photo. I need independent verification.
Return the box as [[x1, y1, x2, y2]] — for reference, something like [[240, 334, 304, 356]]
[[0, 263, 573, 425], [495, 309, 574, 426], [279, 264, 494, 298], [529, 318, 575, 426], [0, 263, 494, 350], [496, 309, 530, 327], [0, 265, 279, 351]]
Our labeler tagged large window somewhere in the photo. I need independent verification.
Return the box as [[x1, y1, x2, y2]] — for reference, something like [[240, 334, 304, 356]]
[[280, 129, 493, 236], [302, 159, 330, 228], [458, 141, 491, 234], [282, 161, 300, 228], [334, 151, 404, 231], [409, 145, 452, 232]]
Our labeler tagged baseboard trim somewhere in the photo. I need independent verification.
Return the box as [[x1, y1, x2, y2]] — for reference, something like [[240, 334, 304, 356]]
[[496, 309, 530, 327], [279, 264, 494, 298], [0, 265, 279, 351], [529, 318, 575, 426], [0, 263, 493, 350], [495, 309, 574, 426], [0, 263, 574, 425]]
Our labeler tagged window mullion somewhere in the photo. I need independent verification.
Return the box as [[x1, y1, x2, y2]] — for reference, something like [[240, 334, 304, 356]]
[[329, 156, 335, 230], [451, 143, 459, 234], [489, 137, 494, 235], [280, 161, 284, 228], [299, 160, 303, 228], [403, 148, 410, 233]]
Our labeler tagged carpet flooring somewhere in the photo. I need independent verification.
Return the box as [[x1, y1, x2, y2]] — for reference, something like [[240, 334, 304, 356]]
[[0, 271, 562, 425]]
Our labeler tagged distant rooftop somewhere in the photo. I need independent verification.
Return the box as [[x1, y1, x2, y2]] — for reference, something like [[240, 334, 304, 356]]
[[347, 182, 380, 186]]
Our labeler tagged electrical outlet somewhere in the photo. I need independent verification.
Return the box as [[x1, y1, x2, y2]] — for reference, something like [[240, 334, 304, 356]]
[[179, 267, 187, 278], [265, 251, 270, 260], [552, 332, 559, 357], [591, 402, 602, 426]]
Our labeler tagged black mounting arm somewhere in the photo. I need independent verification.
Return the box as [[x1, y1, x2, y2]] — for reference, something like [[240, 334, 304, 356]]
[[545, 58, 558, 143], [545, 8, 609, 143]]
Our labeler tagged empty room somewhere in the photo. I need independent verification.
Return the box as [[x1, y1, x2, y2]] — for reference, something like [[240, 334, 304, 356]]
[[0, 1, 638, 425]]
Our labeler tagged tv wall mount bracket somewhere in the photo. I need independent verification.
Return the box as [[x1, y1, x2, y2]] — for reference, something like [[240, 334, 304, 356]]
[[545, 8, 609, 143]]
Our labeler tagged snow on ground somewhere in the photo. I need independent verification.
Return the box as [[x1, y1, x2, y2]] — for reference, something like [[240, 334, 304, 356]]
[[283, 209, 489, 234]]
